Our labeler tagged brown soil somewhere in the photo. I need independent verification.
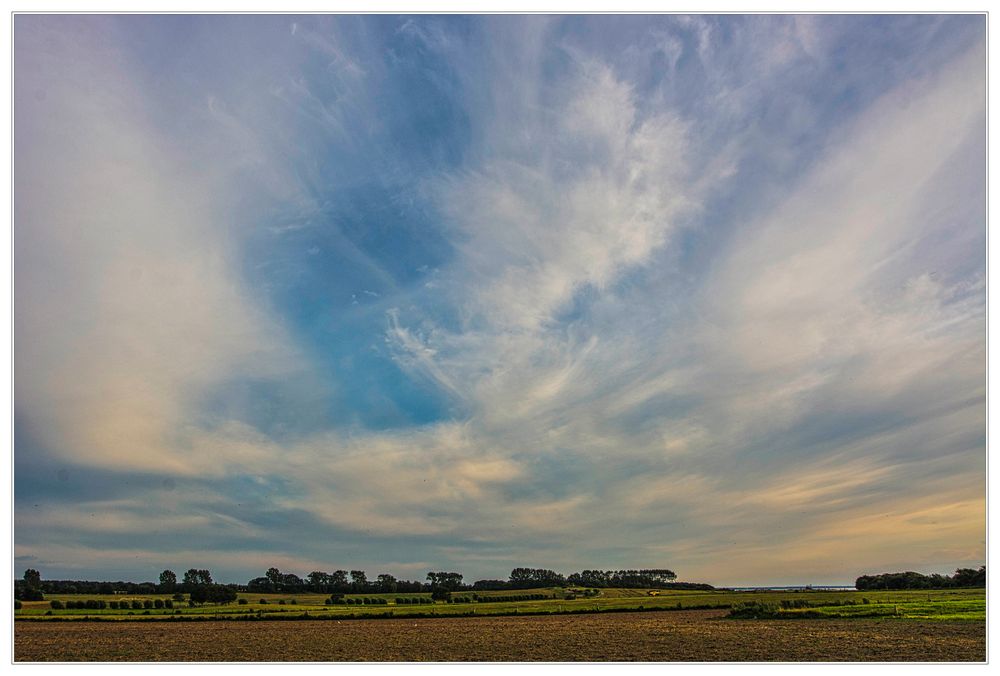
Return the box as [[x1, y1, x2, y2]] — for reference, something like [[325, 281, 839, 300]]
[[14, 610, 986, 662]]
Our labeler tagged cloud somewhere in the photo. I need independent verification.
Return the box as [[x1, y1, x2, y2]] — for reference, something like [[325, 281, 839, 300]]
[[14, 18, 316, 476], [14, 16, 985, 585]]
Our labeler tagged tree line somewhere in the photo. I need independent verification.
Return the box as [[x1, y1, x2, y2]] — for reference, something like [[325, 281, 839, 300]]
[[855, 566, 986, 590], [15, 566, 704, 601], [14, 567, 236, 604]]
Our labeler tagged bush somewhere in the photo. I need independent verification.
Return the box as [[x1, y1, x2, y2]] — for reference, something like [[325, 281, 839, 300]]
[[97, 600, 107, 610], [14, 600, 21, 610], [239, 598, 248, 605], [728, 602, 780, 619], [109, 601, 119, 610], [172, 593, 185, 602], [259, 599, 268, 605], [50, 600, 64, 610], [21, 588, 44, 601], [154, 599, 164, 609], [143, 600, 154, 609], [132, 600, 143, 610], [290, 599, 297, 605], [165, 600, 173, 609], [278, 599, 286, 605], [324, 598, 332, 605]]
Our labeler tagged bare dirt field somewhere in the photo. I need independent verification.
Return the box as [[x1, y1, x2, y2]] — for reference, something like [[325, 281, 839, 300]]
[[14, 610, 986, 662]]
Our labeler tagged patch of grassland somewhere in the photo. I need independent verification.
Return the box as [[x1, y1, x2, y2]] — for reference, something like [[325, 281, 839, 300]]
[[15, 587, 985, 622], [728, 597, 985, 621]]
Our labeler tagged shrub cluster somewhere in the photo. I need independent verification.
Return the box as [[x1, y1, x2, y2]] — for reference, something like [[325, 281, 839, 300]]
[[481, 594, 546, 603], [64, 599, 108, 610], [727, 601, 780, 619], [393, 597, 433, 605], [346, 597, 388, 605]]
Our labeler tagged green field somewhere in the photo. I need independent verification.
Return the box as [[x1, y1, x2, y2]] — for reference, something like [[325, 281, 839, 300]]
[[730, 597, 985, 621], [14, 587, 985, 622]]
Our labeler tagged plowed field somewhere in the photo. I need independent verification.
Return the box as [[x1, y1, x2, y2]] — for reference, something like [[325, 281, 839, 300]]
[[14, 610, 985, 662]]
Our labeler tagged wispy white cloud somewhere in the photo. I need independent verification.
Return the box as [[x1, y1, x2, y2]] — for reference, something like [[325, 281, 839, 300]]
[[14, 16, 985, 585]]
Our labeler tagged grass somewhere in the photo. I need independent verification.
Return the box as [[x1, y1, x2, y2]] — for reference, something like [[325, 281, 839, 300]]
[[727, 597, 985, 621], [14, 587, 985, 622]]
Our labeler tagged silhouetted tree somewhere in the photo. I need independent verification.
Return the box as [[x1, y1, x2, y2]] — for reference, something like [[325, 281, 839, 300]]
[[159, 570, 177, 593], [307, 571, 331, 592], [427, 571, 463, 593], [330, 570, 350, 593], [23, 569, 41, 587]]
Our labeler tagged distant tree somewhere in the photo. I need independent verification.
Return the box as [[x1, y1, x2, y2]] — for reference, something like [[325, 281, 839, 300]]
[[266, 567, 283, 587], [427, 572, 463, 591], [330, 570, 350, 593], [247, 577, 273, 592], [183, 569, 212, 588], [190, 584, 237, 605], [19, 587, 44, 601], [159, 570, 177, 592], [855, 567, 985, 590], [350, 570, 368, 592], [509, 568, 565, 589], [282, 573, 304, 589], [376, 574, 398, 593], [307, 571, 331, 592], [953, 566, 986, 587], [430, 587, 452, 601], [23, 569, 41, 587]]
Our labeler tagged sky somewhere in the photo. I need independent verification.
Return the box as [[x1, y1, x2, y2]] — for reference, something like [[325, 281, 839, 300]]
[[13, 14, 986, 587]]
